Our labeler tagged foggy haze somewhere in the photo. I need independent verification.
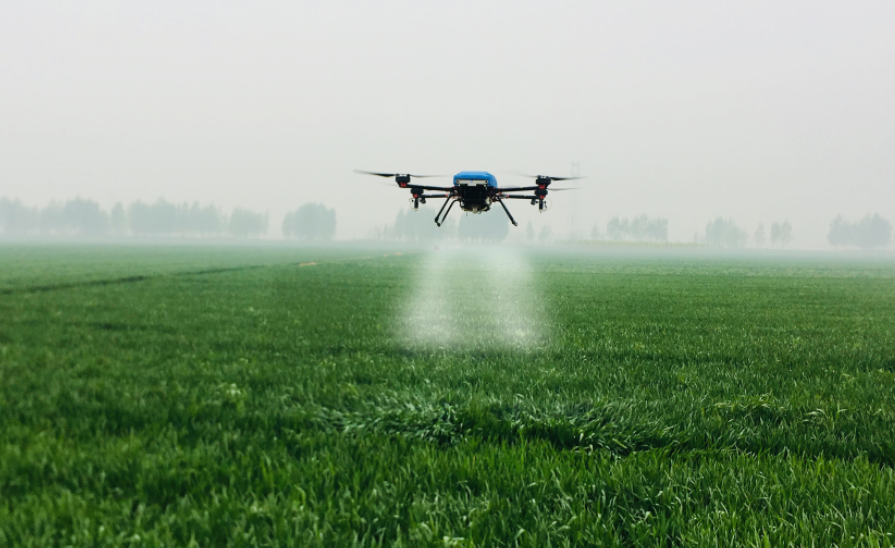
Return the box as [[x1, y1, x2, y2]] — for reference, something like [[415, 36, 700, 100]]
[[2, 1, 894, 248]]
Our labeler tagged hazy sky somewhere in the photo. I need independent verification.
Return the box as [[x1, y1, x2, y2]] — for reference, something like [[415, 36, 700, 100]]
[[2, 1, 894, 246]]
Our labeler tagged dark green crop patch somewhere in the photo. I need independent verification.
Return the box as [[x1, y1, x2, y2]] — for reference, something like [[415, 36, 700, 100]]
[[1, 245, 895, 547]]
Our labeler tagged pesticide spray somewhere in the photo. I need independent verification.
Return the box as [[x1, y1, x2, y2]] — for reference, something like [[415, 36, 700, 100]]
[[397, 247, 545, 350]]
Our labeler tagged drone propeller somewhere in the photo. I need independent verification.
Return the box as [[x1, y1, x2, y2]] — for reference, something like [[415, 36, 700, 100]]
[[504, 170, 585, 182], [354, 170, 443, 178], [354, 169, 454, 195], [495, 185, 578, 194]]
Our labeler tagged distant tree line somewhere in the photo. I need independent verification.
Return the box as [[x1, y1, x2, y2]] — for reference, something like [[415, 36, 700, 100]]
[[369, 207, 511, 242], [751, 221, 793, 248], [0, 197, 269, 238], [529, 221, 553, 243], [770, 221, 793, 247], [282, 203, 336, 241], [391, 209, 454, 241], [599, 215, 668, 242], [704, 218, 748, 248], [828, 214, 892, 249], [702, 218, 793, 248]]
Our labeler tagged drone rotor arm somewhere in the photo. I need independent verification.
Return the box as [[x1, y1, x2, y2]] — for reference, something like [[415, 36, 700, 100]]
[[495, 186, 540, 193], [411, 185, 455, 192]]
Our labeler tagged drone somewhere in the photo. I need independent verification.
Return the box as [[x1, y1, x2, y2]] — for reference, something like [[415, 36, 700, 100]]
[[354, 170, 581, 227]]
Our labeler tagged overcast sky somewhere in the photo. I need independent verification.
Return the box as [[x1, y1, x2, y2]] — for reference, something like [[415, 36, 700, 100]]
[[2, 1, 893, 246]]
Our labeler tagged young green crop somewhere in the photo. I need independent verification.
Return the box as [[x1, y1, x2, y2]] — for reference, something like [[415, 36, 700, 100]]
[[1, 244, 894, 546]]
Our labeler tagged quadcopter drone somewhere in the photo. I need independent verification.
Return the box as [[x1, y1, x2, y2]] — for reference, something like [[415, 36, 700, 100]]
[[354, 170, 581, 227]]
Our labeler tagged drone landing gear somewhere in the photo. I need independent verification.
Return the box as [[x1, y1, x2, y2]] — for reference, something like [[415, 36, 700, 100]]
[[494, 197, 518, 226], [434, 194, 457, 226], [433, 193, 451, 224]]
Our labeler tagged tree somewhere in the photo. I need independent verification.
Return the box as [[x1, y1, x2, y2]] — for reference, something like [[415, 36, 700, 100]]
[[527, 221, 536, 242], [63, 198, 108, 235], [630, 215, 649, 241], [606, 217, 627, 240], [39, 201, 65, 235], [111, 203, 128, 236], [855, 215, 891, 248], [828, 216, 849, 247], [705, 217, 747, 248], [1, 197, 267, 239], [128, 201, 151, 236], [779, 221, 793, 246], [0, 198, 38, 235], [379, 207, 454, 241], [129, 199, 181, 236], [390, 207, 446, 242], [605, 215, 667, 242], [282, 203, 336, 241], [770, 220, 793, 247], [828, 214, 892, 249], [753, 223, 766, 248], [644, 216, 668, 241], [229, 208, 268, 238], [590, 222, 602, 240], [127, 199, 228, 237], [194, 203, 226, 236], [538, 225, 553, 243]]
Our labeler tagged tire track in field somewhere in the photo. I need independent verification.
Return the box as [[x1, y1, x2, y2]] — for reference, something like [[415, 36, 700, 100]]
[[0, 252, 412, 296], [0, 267, 263, 296]]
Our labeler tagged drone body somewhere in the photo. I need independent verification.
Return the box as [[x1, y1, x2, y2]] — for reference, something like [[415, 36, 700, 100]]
[[450, 171, 500, 214], [355, 170, 580, 227]]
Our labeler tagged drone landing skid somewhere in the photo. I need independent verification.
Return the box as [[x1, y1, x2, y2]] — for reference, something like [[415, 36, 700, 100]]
[[435, 199, 458, 227], [494, 197, 518, 227]]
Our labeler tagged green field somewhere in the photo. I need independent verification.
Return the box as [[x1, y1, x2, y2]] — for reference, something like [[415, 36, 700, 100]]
[[2, 244, 895, 546]]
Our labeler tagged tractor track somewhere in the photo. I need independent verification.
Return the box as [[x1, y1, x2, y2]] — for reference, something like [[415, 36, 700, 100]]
[[0, 252, 414, 296]]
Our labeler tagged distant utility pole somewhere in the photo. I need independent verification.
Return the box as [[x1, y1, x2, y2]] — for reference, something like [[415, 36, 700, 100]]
[[569, 162, 580, 239]]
